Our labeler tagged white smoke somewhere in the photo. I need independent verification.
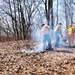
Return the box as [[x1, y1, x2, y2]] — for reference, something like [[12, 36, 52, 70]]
[[21, 24, 44, 54], [31, 25, 44, 52]]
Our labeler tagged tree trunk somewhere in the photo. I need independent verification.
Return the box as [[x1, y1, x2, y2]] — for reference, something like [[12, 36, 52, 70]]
[[13, 0, 19, 40], [64, 0, 69, 28], [56, 0, 58, 25]]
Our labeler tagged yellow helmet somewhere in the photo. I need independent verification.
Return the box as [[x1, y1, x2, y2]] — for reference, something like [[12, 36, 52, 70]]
[[68, 24, 72, 28]]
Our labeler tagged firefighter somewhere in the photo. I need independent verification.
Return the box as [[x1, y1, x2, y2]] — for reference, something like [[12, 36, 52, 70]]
[[41, 24, 53, 50], [54, 23, 62, 47], [67, 24, 75, 47]]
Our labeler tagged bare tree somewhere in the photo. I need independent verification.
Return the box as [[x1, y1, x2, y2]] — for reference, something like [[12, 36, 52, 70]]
[[0, 0, 42, 41], [42, 0, 54, 28], [63, 0, 74, 28]]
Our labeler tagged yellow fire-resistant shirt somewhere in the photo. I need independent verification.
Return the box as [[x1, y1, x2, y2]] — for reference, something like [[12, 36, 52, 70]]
[[68, 27, 75, 35]]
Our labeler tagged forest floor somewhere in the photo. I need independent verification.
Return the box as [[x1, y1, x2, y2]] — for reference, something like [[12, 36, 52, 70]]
[[0, 40, 75, 75]]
